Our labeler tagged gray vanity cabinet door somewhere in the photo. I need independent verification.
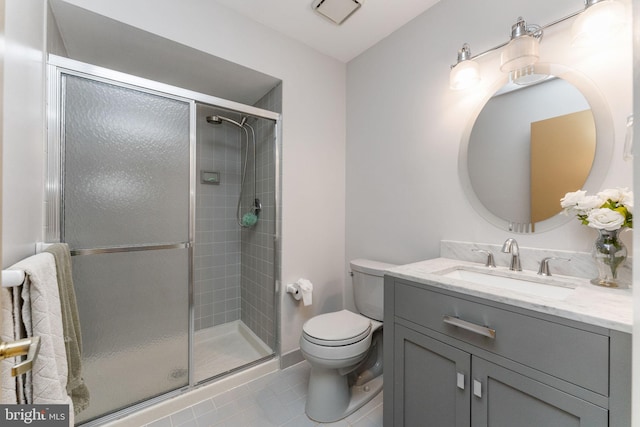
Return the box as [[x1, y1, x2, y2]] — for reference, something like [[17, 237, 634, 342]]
[[394, 324, 471, 427], [471, 357, 608, 427]]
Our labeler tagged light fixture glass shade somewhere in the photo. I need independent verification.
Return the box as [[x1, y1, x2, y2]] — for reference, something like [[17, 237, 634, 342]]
[[450, 60, 481, 90], [450, 43, 480, 90], [499, 35, 539, 73], [571, 0, 626, 47]]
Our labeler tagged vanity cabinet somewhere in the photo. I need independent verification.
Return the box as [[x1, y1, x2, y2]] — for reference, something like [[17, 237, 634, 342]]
[[384, 277, 631, 427]]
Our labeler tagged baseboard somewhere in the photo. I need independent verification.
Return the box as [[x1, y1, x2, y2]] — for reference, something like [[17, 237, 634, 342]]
[[280, 348, 304, 369]]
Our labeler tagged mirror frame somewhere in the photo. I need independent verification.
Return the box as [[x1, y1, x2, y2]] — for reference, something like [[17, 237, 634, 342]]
[[458, 63, 614, 233]]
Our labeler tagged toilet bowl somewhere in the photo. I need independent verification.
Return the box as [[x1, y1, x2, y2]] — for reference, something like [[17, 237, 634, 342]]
[[300, 259, 396, 423]]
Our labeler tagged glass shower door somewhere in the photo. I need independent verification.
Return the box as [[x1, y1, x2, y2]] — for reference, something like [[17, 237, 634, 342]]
[[59, 73, 192, 424]]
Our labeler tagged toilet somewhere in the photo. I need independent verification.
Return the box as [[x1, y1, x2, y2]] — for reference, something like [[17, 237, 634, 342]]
[[300, 258, 396, 423]]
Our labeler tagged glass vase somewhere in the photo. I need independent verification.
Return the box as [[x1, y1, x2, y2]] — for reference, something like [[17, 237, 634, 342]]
[[591, 228, 629, 288]]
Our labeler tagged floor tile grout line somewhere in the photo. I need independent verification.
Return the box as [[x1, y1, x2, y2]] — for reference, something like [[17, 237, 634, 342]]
[[145, 361, 382, 427]]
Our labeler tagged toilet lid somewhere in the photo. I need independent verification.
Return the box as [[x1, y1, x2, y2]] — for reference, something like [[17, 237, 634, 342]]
[[302, 310, 372, 347]]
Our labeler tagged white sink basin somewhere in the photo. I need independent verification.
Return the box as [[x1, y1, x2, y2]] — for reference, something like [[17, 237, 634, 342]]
[[438, 267, 576, 300]]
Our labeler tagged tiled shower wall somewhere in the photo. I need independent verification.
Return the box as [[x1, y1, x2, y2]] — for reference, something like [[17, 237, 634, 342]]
[[194, 108, 243, 331], [194, 82, 281, 344], [240, 83, 282, 350]]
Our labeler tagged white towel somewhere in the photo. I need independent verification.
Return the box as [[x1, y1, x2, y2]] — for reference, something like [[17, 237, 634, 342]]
[[0, 286, 18, 403], [1, 275, 28, 404], [11, 253, 74, 419]]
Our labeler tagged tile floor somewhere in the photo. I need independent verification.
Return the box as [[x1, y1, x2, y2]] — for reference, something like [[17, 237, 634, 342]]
[[143, 362, 383, 427]]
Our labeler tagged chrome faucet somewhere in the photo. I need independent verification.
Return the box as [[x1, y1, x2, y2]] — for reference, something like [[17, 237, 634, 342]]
[[501, 238, 522, 271]]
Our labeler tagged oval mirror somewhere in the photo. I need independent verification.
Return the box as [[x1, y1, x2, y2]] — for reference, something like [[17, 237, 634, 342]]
[[458, 64, 614, 233]]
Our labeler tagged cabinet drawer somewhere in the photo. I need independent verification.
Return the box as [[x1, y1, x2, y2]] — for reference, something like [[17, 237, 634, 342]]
[[394, 282, 609, 396]]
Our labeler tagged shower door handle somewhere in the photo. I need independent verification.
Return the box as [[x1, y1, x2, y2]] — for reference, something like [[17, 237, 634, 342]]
[[70, 242, 190, 256]]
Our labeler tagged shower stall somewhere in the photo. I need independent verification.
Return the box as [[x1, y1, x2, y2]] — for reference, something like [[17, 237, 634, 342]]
[[193, 104, 278, 382], [46, 56, 281, 425]]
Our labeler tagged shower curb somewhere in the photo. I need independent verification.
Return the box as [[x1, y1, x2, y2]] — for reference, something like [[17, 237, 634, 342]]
[[100, 359, 279, 427]]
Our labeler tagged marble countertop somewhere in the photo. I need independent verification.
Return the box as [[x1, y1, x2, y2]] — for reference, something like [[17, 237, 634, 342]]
[[386, 257, 633, 334]]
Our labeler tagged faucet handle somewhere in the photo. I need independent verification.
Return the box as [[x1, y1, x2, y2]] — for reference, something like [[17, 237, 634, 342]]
[[537, 257, 571, 276], [472, 249, 496, 268]]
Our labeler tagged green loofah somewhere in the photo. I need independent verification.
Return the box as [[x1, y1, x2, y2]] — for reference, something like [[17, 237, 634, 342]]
[[242, 212, 258, 227]]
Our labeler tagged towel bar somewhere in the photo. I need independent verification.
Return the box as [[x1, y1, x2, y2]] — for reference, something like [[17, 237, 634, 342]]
[[1, 242, 55, 288], [2, 270, 25, 288]]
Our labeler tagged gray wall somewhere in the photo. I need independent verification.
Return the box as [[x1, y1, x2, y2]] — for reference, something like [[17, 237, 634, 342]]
[[1, 0, 46, 267], [345, 0, 632, 311]]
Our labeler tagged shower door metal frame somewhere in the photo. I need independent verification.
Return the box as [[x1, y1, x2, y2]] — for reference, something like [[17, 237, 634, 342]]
[[46, 54, 282, 425]]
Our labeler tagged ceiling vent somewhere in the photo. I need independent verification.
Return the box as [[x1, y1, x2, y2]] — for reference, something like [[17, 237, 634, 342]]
[[311, 0, 361, 25]]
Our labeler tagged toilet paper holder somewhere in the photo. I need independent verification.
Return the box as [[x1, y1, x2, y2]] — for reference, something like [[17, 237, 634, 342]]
[[286, 278, 313, 306]]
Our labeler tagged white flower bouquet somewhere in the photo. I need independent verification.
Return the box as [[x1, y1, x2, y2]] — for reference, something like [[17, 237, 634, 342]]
[[560, 188, 633, 231]]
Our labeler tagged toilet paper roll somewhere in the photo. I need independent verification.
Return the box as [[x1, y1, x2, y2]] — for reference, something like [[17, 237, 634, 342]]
[[296, 278, 313, 306]]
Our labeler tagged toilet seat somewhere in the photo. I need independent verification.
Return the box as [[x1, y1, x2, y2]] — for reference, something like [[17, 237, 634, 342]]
[[302, 310, 371, 347]]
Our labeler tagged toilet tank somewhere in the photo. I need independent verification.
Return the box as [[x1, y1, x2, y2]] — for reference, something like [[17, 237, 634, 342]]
[[350, 259, 397, 322]]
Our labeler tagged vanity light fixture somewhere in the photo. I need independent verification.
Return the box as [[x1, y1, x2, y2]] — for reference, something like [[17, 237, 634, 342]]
[[571, 0, 626, 46], [500, 17, 547, 85], [448, 0, 626, 91], [449, 43, 481, 90]]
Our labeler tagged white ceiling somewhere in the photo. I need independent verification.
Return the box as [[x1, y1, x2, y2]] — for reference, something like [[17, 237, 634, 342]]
[[50, 0, 282, 105], [213, 0, 442, 62], [49, 0, 442, 105]]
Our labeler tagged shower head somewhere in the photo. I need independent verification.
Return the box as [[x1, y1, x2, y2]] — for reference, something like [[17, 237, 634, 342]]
[[206, 115, 246, 128]]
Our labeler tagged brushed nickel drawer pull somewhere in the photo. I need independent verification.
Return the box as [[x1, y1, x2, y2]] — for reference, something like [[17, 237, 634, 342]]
[[473, 379, 483, 398], [443, 315, 496, 339]]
